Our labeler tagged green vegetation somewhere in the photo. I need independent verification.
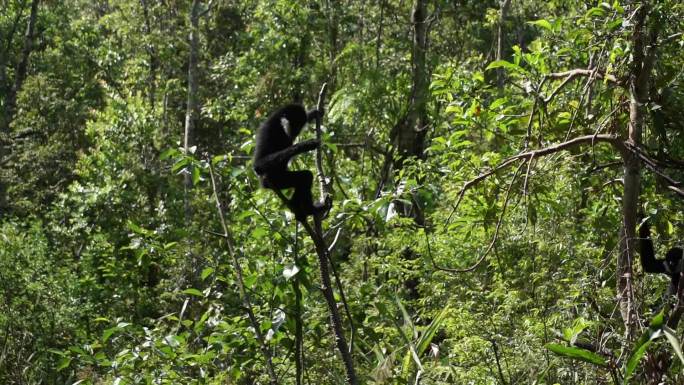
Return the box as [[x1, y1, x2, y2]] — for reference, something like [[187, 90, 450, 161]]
[[1, 0, 683, 384]]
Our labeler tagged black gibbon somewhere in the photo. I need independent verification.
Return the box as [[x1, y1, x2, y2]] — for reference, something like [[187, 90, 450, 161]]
[[253, 104, 323, 220], [639, 219, 684, 294]]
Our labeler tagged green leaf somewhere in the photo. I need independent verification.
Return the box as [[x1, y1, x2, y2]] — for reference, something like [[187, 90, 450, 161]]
[[68, 346, 87, 355], [212, 154, 229, 165], [625, 336, 655, 382], [183, 288, 204, 297], [201, 267, 214, 281], [545, 343, 607, 367], [663, 326, 684, 365], [486, 60, 516, 70], [625, 311, 666, 382], [585, 7, 606, 18], [127, 221, 151, 236], [195, 311, 210, 332], [102, 327, 118, 342], [171, 157, 189, 173], [192, 166, 201, 185], [160, 148, 179, 160], [48, 349, 67, 357], [244, 273, 258, 288], [528, 19, 552, 31], [56, 357, 72, 371], [485, 60, 527, 74], [416, 306, 449, 355]]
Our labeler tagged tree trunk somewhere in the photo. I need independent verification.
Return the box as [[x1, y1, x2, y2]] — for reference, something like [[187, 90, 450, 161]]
[[496, 0, 511, 91], [387, 0, 429, 222], [140, 0, 158, 110], [183, 0, 200, 220], [0, 0, 40, 216], [4, 0, 39, 131], [617, 3, 657, 339], [394, 0, 429, 160]]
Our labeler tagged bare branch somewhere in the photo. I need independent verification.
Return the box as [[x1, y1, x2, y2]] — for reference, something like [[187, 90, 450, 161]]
[[207, 164, 278, 385], [446, 134, 620, 225], [543, 68, 621, 104], [545, 68, 620, 84], [433, 160, 525, 273], [623, 141, 683, 198], [669, 186, 684, 198], [314, 83, 332, 206]]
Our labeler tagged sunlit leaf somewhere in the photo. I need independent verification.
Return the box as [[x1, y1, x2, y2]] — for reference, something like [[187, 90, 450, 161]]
[[545, 343, 607, 367]]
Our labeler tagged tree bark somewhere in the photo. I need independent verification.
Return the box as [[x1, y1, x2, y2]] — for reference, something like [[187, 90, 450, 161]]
[[4, 0, 39, 131], [0, 0, 40, 216], [0, 3, 28, 102], [387, 0, 429, 222], [496, 0, 511, 91], [394, 0, 429, 160], [617, 3, 657, 339]]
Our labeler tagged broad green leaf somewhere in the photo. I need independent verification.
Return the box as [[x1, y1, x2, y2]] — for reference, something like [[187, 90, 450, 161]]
[[663, 326, 684, 365], [486, 60, 519, 71], [585, 7, 606, 18], [528, 19, 552, 31], [201, 267, 214, 280], [48, 349, 67, 357], [625, 337, 655, 382], [102, 327, 118, 342], [56, 357, 72, 371], [160, 148, 179, 160], [416, 306, 449, 355], [183, 288, 203, 297], [195, 311, 210, 332], [545, 343, 607, 367], [171, 157, 189, 173], [212, 154, 229, 165], [625, 311, 666, 382], [192, 166, 201, 185]]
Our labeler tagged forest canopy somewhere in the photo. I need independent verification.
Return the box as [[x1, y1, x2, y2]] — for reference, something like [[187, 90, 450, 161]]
[[0, 0, 683, 384]]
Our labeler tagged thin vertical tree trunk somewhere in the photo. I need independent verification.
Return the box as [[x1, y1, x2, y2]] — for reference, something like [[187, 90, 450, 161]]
[[496, 0, 511, 91], [0, 0, 39, 216], [0, 5, 28, 102], [140, 0, 157, 110], [183, 0, 200, 220], [325, 0, 339, 91], [395, 0, 428, 159], [374, 0, 386, 70], [4, 0, 39, 129], [293, 248, 304, 385], [617, 3, 658, 339], [388, 0, 429, 222]]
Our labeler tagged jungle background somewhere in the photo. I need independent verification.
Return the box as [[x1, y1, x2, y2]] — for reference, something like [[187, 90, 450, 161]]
[[1, 0, 683, 384]]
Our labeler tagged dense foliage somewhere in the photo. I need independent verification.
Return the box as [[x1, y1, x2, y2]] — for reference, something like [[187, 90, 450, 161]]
[[0, 0, 682, 384]]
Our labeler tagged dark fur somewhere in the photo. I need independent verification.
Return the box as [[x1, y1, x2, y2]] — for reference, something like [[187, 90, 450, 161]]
[[639, 219, 684, 294], [253, 104, 321, 220]]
